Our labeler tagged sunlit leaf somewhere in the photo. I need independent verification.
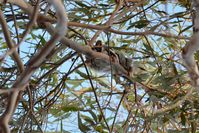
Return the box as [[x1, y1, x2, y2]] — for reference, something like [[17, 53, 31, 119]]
[[81, 114, 95, 125], [62, 105, 82, 112]]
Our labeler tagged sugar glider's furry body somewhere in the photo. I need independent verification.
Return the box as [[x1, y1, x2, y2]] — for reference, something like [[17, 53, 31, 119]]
[[86, 40, 134, 77]]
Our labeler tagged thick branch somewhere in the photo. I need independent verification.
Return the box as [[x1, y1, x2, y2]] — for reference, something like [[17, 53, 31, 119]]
[[45, 23, 128, 76], [182, 0, 199, 90]]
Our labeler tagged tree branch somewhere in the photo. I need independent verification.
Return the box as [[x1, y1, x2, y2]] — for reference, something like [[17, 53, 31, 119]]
[[0, 0, 67, 132], [0, 9, 24, 72], [182, 0, 199, 90]]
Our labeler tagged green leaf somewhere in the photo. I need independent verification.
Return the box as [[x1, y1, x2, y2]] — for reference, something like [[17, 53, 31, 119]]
[[50, 108, 60, 116], [95, 125, 109, 133], [180, 112, 186, 126], [88, 110, 98, 123], [61, 119, 63, 133], [62, 130, 71, 133], [1, 42, 7, 49], [75, 1, 90, 9], [128, 19, 150, 29], [81, 114, 95, 125], [38, 35, 46, 46], [52, 72, 58, 84], [61, 105, 82, 112], [179, 25, 192, 34], [31, 32, 36, 39], [76, 70, 89, 79], [66, 79, 84, 89], [167, 129, 189, 133], [98, 4, 110, 7], [95, 78, 109, 88], [78, 8, 90, 15], [78, 112, 91, 132], [143, 42, 153, 52]]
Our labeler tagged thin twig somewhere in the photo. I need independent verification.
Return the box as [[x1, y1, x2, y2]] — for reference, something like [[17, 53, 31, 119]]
[[110, 90, 126, 132], [89, 0, 123, 46], [10, 3, 20, 44]]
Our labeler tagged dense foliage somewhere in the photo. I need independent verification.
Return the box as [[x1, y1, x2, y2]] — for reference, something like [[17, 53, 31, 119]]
[[0, 0, 198, 132]]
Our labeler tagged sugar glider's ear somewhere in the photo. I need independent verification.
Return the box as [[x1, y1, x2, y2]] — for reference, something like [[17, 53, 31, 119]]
[[96, 40, 102, 46], [93, 40, 103, 52]]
